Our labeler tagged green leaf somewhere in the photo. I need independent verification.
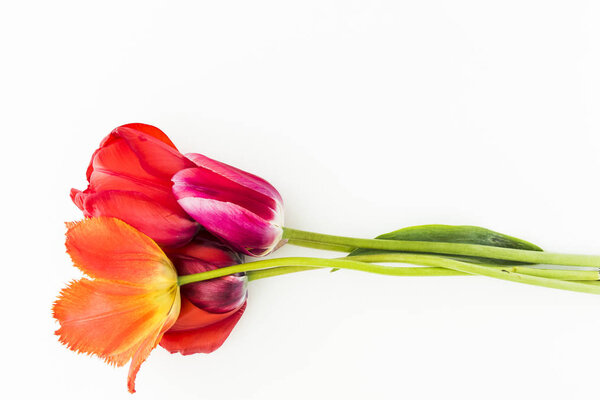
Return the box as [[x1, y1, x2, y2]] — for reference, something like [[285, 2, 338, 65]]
[[348, 224, 543, 266]]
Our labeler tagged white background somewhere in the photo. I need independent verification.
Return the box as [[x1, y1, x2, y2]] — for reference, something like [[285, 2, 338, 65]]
[[2, 1, 600, 399]]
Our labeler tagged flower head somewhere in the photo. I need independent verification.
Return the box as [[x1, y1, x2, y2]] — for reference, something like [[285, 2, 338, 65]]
[[53, 217, 181, 393], [71, 123, 199, 247], [160, 233, 248, 355], [172, 153, 284, 256]]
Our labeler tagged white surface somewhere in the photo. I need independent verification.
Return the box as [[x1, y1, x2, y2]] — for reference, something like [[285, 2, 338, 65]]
[[3, 1, 600, 399]]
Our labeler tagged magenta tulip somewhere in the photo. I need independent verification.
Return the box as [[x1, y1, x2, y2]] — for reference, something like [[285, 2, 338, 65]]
[[172, 153, 284, 256]]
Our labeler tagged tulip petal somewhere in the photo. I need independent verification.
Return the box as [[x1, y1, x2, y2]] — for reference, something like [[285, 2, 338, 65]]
[[55, 217, 181, 393], [175, 196, 283, 256], [127, 327, 163, 393], [73, 191, 199, 248], [172, 166, 279, 222], [84, 125, 194, 208], [165, 231, 243, 267], [185, 153, 283, 204], [166, 297, 240, 332], [160, 301, 246, 355], [180, 273, 247, 314], [120, 123, 178, 150], [65, 217, 177, 285], [127, 289, 181, 394], [53, 279, 178, 367], [115, 125, 195, 181], [87, 134, 175, 204], [167, 236, 247, 313], [70, 188, 85, 211]]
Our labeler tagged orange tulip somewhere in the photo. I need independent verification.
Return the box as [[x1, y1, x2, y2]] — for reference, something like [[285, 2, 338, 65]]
[[53, 217, 181, 393]]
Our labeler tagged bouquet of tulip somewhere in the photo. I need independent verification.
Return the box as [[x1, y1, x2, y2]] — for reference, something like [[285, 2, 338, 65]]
[[54, 124, 600, 393]]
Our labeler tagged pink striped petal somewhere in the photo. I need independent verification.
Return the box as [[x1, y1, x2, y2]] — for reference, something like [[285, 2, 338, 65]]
[[176, 195, 283, 256], [172, 167, 278, 221], [185, 153, 283, 204]]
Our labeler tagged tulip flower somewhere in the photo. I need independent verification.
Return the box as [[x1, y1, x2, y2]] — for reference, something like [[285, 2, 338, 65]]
[[71, 123, 200, 247], [172, 153, 284, 256], [57, 121, 600, 396], [53, 217, 181, 393], [160, 232, 248, 355]]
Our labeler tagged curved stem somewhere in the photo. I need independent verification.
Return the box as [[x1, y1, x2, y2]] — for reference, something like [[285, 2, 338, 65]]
[[283, 227, 600, 268], [179, 257, 458, 285], [178, 255, 600, 295]]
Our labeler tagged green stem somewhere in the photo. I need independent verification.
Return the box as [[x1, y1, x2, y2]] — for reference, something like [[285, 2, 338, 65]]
[[248, 266, 322, 281], [286, 239, 355, 252], [178, 255, 600, 295], [246, 263, 599, 281], [179, 257, 460, 285], [247, 265, 465, 281], [346, 255, 600, 281], [283, 227, 600, 268]]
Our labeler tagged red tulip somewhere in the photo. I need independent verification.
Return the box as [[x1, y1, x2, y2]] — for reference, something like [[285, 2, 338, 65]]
[[160, 232, 248, 355], [71, 123, 200, 247], [172, 153, 284, 256]]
